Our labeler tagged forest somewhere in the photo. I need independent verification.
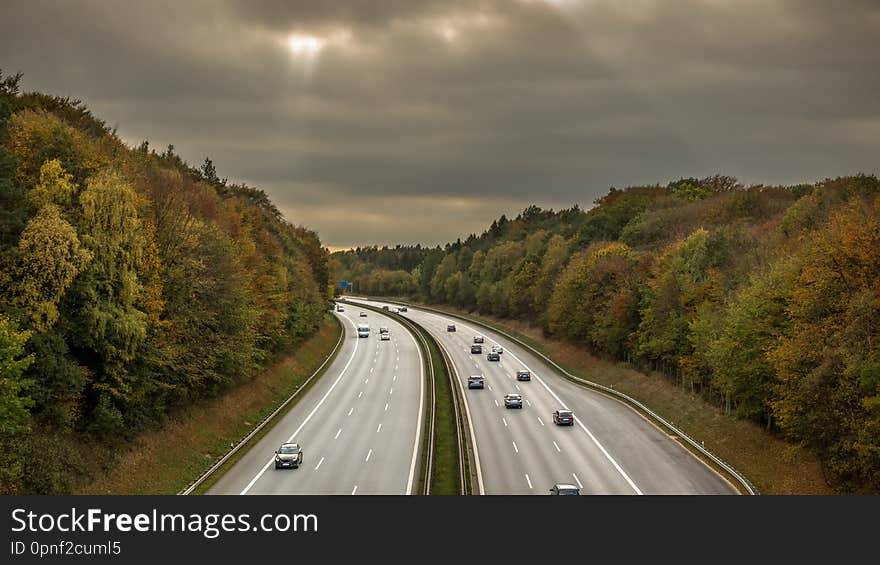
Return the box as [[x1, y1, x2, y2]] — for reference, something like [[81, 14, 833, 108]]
[[333, 174, 880, 492], [0, 71, 330, 494]]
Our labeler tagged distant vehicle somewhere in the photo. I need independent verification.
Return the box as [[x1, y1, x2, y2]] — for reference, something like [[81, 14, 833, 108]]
[[390, 307, 400, 314], [504, 393, 522, 409], [380, 332, 390, 341], [357, 323, 370, 338], [467, 375, 485, 389], [516, 370, 531, 381], [359, 312, 367, 317], [487, 351, 500, 362], [549, 483, 580, 495], [379, 327, 389, 334], [398, 306, 407, 312], [336, 305, 344, 312], [274, 443, 303, 469], [382, 305, 389, 311], [491, 345, 504, 354], [447, 324, 456, 332], [552, 409, 574, 426], [473, 335, 484, 344], [471, 344, 482, 354]]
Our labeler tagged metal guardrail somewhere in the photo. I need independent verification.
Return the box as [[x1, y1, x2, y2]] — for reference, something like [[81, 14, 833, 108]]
[[346, 300, 438, 495], [178, 315, 345, 495], [364, 297, 759, 496], [433, 334, 477, 495]]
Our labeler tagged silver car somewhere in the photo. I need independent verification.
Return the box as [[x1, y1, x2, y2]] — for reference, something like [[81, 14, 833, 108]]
[[549, 483, 580, 495], [274, 443, 303, 469]]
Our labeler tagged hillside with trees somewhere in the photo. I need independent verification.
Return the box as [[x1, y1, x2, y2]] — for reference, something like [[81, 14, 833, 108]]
[[333, 174, 880, 492], [0, 71, 329, 494]]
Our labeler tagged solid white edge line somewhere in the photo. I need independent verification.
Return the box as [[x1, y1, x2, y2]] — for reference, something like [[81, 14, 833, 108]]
[[404, 314, 425, 496], [239, 315, 361, 495], [426, 311, 644, 495]]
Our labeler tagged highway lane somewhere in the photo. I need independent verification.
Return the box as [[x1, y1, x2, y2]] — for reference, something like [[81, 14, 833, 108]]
[[350, 298, 737, 495], [208, 304, 423, 495]]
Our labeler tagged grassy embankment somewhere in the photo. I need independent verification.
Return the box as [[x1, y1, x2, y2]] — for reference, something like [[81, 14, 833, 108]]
[[79, 315, 342, 494], [383, 298, 830, 494]]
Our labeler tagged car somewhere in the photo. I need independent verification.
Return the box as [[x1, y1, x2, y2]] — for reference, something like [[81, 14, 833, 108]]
[[491, 344, 504, 354], [549, 483, 580, 495], [447, 324, 456, 332], [473, 335, 484, 344], [379, 327, 389, 334], [380, 332, 390, 341], [399, 306, 407, 312], [504, 393, 522, 409], [336, 305, 344, 312], [274, 443, 303, 469], [357, 323, 370, 338], [391, 307, 400, 313], [516, 369, 531, 381], [487, 352, 500, 361], [359, 312, 367, 317], [552, 409, 574, 426], [382, 305, 389, 311], [467, 375, 485, 389], [471, 344, 483, 354]]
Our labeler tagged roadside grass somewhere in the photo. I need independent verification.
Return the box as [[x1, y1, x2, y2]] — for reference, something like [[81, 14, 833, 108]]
[[381, 298, 830, 495], [78, 315, 342, 495], [422, 329, 461, 494]]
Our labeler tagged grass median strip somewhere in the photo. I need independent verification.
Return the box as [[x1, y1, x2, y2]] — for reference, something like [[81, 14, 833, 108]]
[[79, 315, 343, 495]]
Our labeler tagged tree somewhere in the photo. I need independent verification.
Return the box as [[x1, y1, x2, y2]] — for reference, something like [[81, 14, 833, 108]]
[[0, 315, 34, 435]]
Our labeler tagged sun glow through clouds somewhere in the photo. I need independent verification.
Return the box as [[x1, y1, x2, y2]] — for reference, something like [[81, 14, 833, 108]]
[[287, 34, 324, 56]]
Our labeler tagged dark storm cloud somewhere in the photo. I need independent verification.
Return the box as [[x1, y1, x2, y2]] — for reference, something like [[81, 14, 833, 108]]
[[1, 0, 878, 246]]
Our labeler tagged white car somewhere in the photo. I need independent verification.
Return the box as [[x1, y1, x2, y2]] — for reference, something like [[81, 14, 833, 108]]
[[380, 332, 390, 341], [491, 345, 504, 354]]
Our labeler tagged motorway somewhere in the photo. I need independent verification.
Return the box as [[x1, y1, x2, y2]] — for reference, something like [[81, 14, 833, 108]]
[[208, 305, 424, 495], [350, 298, 737, 495]]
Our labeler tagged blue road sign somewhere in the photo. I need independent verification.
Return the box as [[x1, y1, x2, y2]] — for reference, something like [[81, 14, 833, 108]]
[[340, 280, 349, 288]]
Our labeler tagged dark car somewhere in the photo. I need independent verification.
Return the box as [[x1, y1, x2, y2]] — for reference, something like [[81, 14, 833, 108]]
[[467, 375, 485, 389], [504, 393, 523, 409], [516, 370, 531, 381], [359, 312, 367, 317], [274, 443, 303, 469], [487, 352, 500, 362], [447, 324, 456, 332], [471, 344, 482, 354], [553, 409, 574, 426], [473, 335, 484, 344], [398, 306, 407, 312], [549, 483, 580, 495]]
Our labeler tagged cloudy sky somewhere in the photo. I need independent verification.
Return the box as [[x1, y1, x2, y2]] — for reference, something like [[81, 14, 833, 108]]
[[2, 1, 878, 248]]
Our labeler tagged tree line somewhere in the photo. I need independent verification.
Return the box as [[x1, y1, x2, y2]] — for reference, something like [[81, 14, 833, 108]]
[[333, 175, 880, 492], [0, 71, 330, 493]]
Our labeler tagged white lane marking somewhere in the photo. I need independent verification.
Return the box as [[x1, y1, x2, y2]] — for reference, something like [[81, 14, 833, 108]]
[[573, 473, 584, 489], [515, 384, 521, 391], [385, 403, 389, 411], [358, 391, 363, 399], [315, 457, 325, 470], [435, 314, 644, 495], [502, 417, 508, 427], [487, 384, 493, 391], [525, 474, 533, 489], [365, 378, 369, 384], [239, 316, 361, 495], [376, 424, 382, 433], [352, 485, 358, 495], [537, 416, 545, 426], [525, 399, 531, 407], [404, 312, 426, 496], [395, 364, 398, 370], [365, 449, 372, 462], [389, 387, 393, 395], [553, 441, 561, 453], [393, 375, 397, 382], [512, 441, 519, 454], [370, 367, 374, 373], [334, 428, 342, 440], [494, 399, 499, 407], [347, 408, 353, 416]]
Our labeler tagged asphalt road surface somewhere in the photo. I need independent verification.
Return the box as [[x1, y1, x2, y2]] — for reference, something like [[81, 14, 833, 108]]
[[208, 305, 424, 495], [350, 298, 737, 495]]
